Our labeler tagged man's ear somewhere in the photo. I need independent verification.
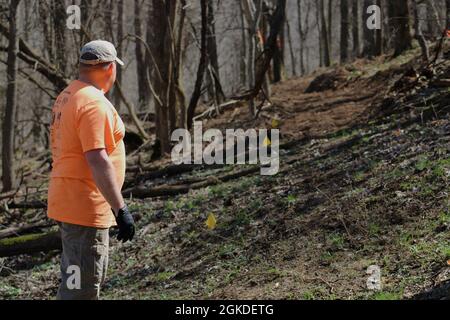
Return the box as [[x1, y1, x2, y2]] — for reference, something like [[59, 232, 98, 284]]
[[107, 63, 114, 75]]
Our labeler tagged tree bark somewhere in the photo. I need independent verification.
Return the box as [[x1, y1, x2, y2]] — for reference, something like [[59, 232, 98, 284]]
[[187, 0, 209, 129], [206, 1, 225, 106], [249, 0, 286, 99], [389, 0, 412, 57], [239, 0, 248, 86], [148, 0, 179, 153], [134, 0, 149, 109], [413, 0, 429, 62], [51, 0, 67, 74], [297, 0, 306, 75], [352, 0, 360, 57], [2, 0, 21, 192], [363, 0, 376, 58], [447, 0, 450, 29], [327, 0, 333, 55], [340, 0, 349, 63], [286, 17, 296, 76], [320, 0, 331, 66], [272, 4, 286, 83], [113, 0, 124, 109], [374, 0, 383, 56]]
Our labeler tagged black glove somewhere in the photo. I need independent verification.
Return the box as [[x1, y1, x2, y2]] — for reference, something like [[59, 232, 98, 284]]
[[113, 205, 135, 242]]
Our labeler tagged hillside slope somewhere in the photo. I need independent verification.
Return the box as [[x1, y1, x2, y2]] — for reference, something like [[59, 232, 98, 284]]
[[0, 46, 449, 300]]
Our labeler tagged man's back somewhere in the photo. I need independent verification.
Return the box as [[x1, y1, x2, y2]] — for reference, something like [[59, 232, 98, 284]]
[[48, 80, 126, 228]]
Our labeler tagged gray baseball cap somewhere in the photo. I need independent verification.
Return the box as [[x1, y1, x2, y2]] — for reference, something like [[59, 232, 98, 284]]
[[80, 40, 124, 66]]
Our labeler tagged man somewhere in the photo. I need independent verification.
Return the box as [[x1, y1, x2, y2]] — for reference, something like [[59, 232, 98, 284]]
[[47, 40, 136, 300]]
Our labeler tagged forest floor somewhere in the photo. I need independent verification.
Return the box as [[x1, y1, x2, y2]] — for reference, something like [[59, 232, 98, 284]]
[[0, 45, 449, 300]]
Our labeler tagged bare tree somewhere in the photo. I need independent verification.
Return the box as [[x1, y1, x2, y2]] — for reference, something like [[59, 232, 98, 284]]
[[447, 0, 450, 28], [206, 1, 225, 107], [388, 0, 412, 56], [363, 0, 376, 58], [374, 0, 383, 56], [327, 0, 333, 55], [297, 0, 311, 75], [113, 0, 124, 109], [187, 0, 209, 129], [134, 0, 149, 109], [271, 1, 286, 83], [2, 0, 21, 192], [51, 0, 67, 74], [414, 0, 430, 62], [319, 0, 331, 66], [352, 0, 360, 57], [242, 0, 263, 114], [286, 15, 296, 76], [340, 0, 349, 63], [148, 0, 181, 153], [238, 0, 248, 86], [248, 0, 286, 100]]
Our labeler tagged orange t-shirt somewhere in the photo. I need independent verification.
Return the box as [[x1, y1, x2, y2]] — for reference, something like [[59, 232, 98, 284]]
[[47, 80, 126, 228]]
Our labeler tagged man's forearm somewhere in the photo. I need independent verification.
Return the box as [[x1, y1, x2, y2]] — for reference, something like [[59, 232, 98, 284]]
[[86, 150, 125, 214]]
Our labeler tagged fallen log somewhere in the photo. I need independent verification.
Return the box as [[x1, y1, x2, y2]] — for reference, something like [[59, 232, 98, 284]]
[[0, 191, 16, 201], [126, 137, 307, 175], [0, 230, 61, 257], [7, 201, 47, 209], [122, 166, 261, 199], [0, 221, 54, 239]]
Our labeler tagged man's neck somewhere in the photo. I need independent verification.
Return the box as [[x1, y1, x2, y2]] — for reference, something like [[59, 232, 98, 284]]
[[78, 75, 103, 92]]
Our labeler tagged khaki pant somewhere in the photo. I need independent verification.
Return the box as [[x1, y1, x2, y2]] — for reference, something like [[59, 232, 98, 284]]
[[56, 222, 109, 300]]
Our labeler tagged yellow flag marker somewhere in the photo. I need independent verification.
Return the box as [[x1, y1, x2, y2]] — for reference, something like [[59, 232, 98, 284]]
[[263, 136, 271, 147], [271, 118, 280, 129], [205, 213, 217, 230]]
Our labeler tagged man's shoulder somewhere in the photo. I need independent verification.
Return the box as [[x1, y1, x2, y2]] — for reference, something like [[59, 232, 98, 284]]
[[58, 80, 116, 116], [73, 84, 107, 105]]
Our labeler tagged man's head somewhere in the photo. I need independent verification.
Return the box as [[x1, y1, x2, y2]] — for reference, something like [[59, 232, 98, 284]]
[[78, 40, 124, 93]]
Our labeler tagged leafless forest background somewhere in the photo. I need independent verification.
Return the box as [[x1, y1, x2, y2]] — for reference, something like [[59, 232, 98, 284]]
[[0, 0, 448, 192]]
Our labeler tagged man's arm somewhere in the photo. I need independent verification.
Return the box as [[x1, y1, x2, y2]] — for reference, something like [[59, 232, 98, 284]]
[[85, 148, 125, 214]]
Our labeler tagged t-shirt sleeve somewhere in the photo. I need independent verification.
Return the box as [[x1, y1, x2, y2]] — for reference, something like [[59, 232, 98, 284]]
[[76, 101, 116, 153]]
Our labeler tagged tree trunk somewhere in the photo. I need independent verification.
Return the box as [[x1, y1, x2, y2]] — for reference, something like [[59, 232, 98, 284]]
[[389, 0, 412, 57], [239, 0, 248, 87], [352, 0, 360, 57], [363, 0, 376, 58], [187, 0, 209, 129], [286, 18, 296, 76], [148, 0, 179, 153], [340, 0, 349, 63], [113, 0, 124, 109], [272, 4, 286, 83], [320, 0, 331, 66], [241, 0, 264, 115], [297, 0, 306, 75], [249, 0, 286, 99], [447, 0, 450, 29], [316, 2, 323, 67], [374, 0, 383, 56], [175, 1, 187, 129], [51, 0, 67, 74], [327, 0, 333, 55], [413, 0, 429, 62], [2, 0, 21, 192], [134, 0, 149, 109], [206, 1, 225, 107]]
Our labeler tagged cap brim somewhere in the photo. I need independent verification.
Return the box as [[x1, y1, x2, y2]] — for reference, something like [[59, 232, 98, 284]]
[[115, 57, 125, 66]]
